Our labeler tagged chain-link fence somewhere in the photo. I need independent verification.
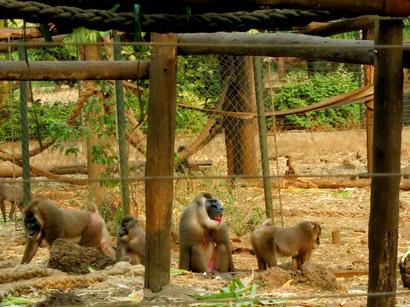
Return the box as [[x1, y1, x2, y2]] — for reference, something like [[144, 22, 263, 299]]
[[0, 37, 409, 305], [0, 43, 408, 223]]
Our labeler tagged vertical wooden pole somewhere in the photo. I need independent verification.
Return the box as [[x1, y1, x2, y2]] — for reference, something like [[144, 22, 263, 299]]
[[17, 45, 31, 207], [363, 29, 375, 173], [368, 19, 403, 307], [145, 33, 177, 292], [113, 33, 130, 216], [253, 57, 273, 220]]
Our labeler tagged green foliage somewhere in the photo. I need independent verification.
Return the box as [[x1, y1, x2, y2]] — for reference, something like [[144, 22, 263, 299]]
[[0, 100, 77, 142], [1, 295, 33, 305], [274, 68, 361, 130], [195, 278, 258, 306], [176, 55, 222, 133], [222, 194, 264, 237]]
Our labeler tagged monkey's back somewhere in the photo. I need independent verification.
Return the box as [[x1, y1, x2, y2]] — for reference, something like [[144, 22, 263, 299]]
[[0, 183, 24, 202]]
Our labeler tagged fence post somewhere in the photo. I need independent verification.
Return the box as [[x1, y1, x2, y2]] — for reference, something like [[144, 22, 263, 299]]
[[144, 33, 177, 292], [253, 57, 273, 220], [113, 33, 130, 216], [17, 44, 31, 207], [368, 19, 403, 307]]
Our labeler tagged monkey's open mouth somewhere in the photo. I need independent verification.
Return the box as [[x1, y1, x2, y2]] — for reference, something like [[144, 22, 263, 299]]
[[213, 215, 223, 224]]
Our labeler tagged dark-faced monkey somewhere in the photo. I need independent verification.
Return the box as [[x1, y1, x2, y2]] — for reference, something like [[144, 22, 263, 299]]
[[251, 219, 321, 271], [21, 199, 116, 263], [179, 192, 234, 273], [116, 216, 145, 265], [0, 183, 26, 222]]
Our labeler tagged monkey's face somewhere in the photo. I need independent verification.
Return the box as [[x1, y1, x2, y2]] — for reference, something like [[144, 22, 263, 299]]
[[24, 210, 42, 241], [205, 198, 224, 224], [118, 216, 137, 242]]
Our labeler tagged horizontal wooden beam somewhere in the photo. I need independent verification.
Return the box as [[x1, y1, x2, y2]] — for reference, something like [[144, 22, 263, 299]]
[[0, 27, 43, 40], [301, 16, 376, 37], [178, 32, 410, 68], [0, 60, 150, 80], [178, 32, 374, 64]]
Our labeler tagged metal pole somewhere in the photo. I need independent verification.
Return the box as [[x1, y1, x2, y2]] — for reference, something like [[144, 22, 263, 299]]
[[253, 56, 273, 220], [17, 44, 31, 207], [113, 33, 130, 216]]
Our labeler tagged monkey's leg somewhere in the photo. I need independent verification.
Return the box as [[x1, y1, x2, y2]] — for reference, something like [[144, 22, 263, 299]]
[[214, 244, 230, 273], [179, 246, 191, 270], [266, 247, 278, 268], [291, 255, 304, 270], [0, 198, 6, 222], [8, 202, 16, 221], [190, 246, 209, 273], [255, 252, 267, 270], [21, 239, 41, 264], [130, 254, 142, 265]]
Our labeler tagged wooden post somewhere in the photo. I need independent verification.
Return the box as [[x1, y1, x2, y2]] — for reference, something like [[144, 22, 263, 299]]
[[17, 45, 31, 207], [363, 29, 374, 174], [144, 33, 177, 292], [253, 57, 273, 220], [368, 19, 403, 307], [331, 229, 341, 245], [113, 33, 130, 216]]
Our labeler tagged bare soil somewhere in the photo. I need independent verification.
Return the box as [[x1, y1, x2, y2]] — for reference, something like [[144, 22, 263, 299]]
[[1, 128, 410, 306]]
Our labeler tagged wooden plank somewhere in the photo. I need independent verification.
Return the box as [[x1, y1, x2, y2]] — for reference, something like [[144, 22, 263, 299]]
[[0, 28, 42, 40], [144, 33, 177, 292], [301, 16, 376, 37], [368, 19, 403, 307], [0, 61, 150, 80]]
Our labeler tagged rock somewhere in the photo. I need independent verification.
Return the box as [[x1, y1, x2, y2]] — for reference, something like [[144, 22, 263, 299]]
[[48, 239, 115, 274]]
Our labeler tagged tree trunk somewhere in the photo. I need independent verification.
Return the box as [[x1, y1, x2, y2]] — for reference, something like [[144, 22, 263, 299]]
[[220, 56, 258, 179], [80, 44, 108, 207]]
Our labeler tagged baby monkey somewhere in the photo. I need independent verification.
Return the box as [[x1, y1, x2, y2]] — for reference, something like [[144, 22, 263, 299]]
[[116, 216, 145, 265], [251, 219, 321, 270]]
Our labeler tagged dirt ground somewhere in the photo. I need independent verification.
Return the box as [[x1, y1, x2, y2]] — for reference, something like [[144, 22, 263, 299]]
[[1, 128, 410, 306]]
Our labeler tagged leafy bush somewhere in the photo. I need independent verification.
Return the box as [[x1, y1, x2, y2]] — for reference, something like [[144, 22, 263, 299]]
[[0, 100, 77, 142], [274, 68, 361, 130]]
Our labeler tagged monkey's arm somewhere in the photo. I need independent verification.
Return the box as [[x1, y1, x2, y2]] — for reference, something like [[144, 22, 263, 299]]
[[116, 241, 126, 261], [21, 239, 41, 264]]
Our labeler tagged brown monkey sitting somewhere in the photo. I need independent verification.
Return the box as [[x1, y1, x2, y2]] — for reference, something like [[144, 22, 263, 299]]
[[251, 219, 321, 270], [0, 183, 26, 222], [179, 192, 234, 273], [21, 199, 116, 263], [116, 216, 145, 265]]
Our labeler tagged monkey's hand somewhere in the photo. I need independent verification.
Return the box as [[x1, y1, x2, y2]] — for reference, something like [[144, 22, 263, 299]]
[[100, 240, 116, 260]]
